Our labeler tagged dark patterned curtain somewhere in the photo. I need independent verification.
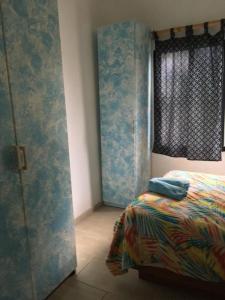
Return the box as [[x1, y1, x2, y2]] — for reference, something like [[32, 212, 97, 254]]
[[153, 21, 225, 161]]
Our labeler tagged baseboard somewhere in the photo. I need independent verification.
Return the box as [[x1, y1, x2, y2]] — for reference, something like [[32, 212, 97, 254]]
[[94, 201, 104, 209], [74, 202, 103, 224], [103, 201, 126, 209]]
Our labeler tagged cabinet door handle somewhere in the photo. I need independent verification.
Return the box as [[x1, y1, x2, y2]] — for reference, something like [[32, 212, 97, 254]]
[[133, 119, 135, 136], [16, 146, 28, 171]]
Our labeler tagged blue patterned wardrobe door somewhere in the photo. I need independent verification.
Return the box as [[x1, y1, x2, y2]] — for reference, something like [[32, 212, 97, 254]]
[[98, 21, 151, 207], [0, 5, 33, 299], [98, 21, 136, 208], [1, 1, 76, 299]]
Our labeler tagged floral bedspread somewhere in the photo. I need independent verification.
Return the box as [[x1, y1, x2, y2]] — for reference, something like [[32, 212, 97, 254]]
[[106, 171, 225, 282]]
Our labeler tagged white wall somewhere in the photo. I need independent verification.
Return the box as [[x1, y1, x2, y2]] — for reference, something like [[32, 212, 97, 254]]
[[93, 0, 225, 178], [152, 153, 225, 177], [58, 0, 101, 219]]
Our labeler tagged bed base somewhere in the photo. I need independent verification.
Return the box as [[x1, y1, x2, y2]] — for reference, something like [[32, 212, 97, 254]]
[[138, 266, 225, 297]]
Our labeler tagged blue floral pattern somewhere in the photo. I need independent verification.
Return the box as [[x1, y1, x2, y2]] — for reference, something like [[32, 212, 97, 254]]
[[98, 21, 152, 208], [0, 1, 75, 299], [0, 9, 33, 300]]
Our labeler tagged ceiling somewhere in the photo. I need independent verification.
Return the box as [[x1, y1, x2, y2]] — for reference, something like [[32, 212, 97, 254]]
[[92, 0, 225, 30]]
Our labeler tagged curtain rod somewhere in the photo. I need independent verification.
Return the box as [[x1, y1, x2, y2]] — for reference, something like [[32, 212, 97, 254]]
[[155, 19, 221, 37]]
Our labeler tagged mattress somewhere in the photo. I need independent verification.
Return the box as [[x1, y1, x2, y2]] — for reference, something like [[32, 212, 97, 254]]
[[106, 171, 225, 282]]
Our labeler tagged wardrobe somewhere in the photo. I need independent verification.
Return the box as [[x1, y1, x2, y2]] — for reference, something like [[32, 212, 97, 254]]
[[0, 1, 75, 299], [97, 21, 152, 208]]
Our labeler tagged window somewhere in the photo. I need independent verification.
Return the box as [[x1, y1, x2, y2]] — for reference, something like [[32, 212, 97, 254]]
[[153, 25, 225, 161]]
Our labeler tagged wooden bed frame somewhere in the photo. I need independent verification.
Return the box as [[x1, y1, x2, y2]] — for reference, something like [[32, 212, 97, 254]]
[[138, 266, 225, 297]]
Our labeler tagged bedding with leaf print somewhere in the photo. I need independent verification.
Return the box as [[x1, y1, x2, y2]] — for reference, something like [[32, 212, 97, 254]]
[[106, 171, 225, 282]]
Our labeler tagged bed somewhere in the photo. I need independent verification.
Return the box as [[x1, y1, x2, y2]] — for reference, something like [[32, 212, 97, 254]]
[[106, 171, 225, 295]]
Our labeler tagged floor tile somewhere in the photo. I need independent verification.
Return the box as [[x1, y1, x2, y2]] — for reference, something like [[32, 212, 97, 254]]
[[75, 206, 122, 274], [48, 277, 106, 300], [76, 207, 122, 239], [103, 291, 212, 300], [77, 258, 210, 300], [50, 205, 213, 300]]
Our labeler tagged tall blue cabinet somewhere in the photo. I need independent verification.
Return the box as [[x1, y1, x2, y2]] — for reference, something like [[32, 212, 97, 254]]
[[0, 1, 75, 299], [97, 21, 151, 208]]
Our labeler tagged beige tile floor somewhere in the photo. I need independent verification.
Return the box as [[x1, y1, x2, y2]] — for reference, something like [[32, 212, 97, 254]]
[[49, 206, 212, 300]]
